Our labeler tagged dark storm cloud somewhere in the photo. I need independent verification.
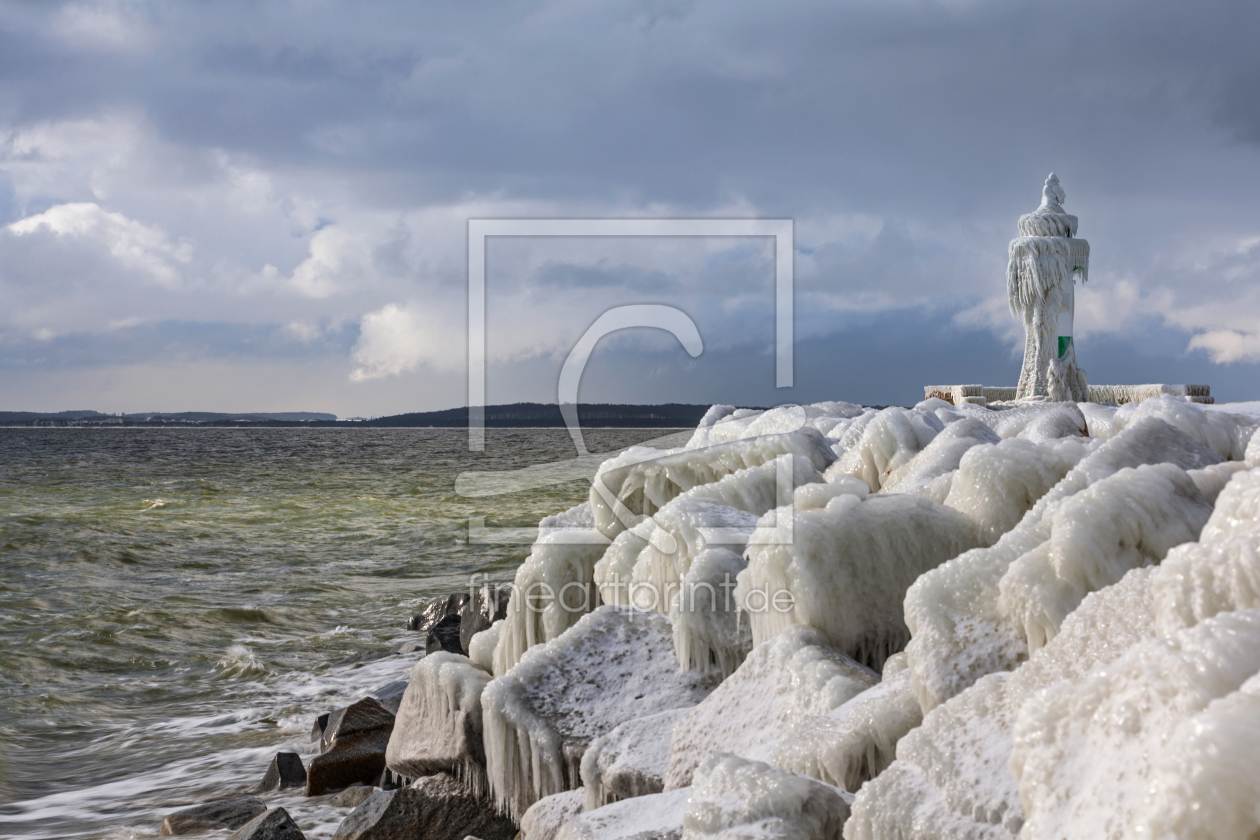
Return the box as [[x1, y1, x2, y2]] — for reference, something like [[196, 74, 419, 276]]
[[0, 0, 1258, 412]]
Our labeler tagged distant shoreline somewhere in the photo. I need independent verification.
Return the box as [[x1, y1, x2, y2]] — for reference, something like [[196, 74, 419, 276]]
[[0, 402, 739, 429]]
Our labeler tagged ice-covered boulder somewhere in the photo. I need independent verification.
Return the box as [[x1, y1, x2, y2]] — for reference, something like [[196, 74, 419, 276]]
[[828, 407, 944, 491], [847, 567, 1158, 840], [595, 455, 821, 676], [581, 707, 688, 810], [591, 430, 835, 541], [670, 547, 752, 678], [555, 788, 691, 840], [1131, 670, 1260, 840], [771, 655, 922, 793], [878, 417, 1000, 496], [904, 417, 1221, 711], [482, 606, 715, 820], [663, 625, 875, 791], [996, 462, 1213, 651], [1113, 394, 1258, 460], [492, 503, 607, 676], [1010, 609, 1260, 840], [981, 403, 1086, 444], [1076, 401, 1117, 438], [682, 754, 851, 840], [691, 403, 867, 448], [941, 437, 1092, 546], [385, 653, 491, 794], [737, 494, 980, 669]]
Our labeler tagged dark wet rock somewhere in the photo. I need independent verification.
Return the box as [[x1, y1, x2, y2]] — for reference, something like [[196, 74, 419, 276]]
[[258, 752, 307, 791], [160, 797, 267, 836], [389, 639, 425, 656], [321, 697, 396, 754], [408, 593, 469, 633], [307, 697, 397, 796], [226, 807, 306, 840], [426, 613, 464, 655], [331, 775, 516, 840], [308, 731, 393, 796], [459, 584, 511, 653], [334, 650, 391, 669], [370, 680, 409, 715], [331, 785, 378, 809], [312, 712, 330, 743]]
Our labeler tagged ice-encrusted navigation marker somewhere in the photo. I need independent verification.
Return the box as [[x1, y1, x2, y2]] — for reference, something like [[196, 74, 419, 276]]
[[1009, 173, 1091, 401]]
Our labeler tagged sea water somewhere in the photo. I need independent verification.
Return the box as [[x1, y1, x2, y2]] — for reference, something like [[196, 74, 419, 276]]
[[0, 427, 675, 839]]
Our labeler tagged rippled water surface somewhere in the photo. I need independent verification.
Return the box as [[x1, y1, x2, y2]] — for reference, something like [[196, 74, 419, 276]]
[[0, 427, 682, 839]]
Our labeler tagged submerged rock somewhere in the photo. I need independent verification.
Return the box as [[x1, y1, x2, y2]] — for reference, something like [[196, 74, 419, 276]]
[[258, 752, 306, 792], [227, 807, 306, 840], [160, 797, 267, 836], [426, 613, 465, 655], [331, 775, 516, 840], [460, 584, 511, 653], [308, 697, 396, 796], [408, 593, 469, 632]]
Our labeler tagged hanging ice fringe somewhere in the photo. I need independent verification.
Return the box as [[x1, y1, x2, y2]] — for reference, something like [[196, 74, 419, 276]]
[[1008, 173, 1091, 401]]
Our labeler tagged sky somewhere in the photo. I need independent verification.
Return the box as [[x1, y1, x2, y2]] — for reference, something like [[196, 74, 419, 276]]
[[1, 0, 1259, 417]]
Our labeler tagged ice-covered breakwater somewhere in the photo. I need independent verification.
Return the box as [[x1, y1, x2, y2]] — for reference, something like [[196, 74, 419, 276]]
[[374, 395, 1260, 840]]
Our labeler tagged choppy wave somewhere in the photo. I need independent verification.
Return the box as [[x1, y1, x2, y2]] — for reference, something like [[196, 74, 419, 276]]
[[0, 427, 666, 839]]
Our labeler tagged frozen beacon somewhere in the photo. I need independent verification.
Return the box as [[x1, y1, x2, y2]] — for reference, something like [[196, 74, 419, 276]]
[[1008, 173, 1090, 401]]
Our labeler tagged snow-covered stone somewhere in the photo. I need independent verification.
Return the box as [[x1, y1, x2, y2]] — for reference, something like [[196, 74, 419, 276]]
[[663, 625, 875, 791], [681, 754, 851, 840], [581, 707, 688, 810], [555, 789, 691, 840], [520, 789, 585, 840], [482, 606, 715, 820]]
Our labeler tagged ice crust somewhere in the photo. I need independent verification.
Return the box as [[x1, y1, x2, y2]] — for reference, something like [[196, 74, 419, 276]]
[[1113, 394, 1258, 460], [493, 502, 608, 676], [591, 430, 835, 541], [1011, 609, 1260, 840], [682, 753, 852, 840], [482, 606, 715, 820], [903, 417, 1221, 711], [847, 566, 1159, 840], [738, 494, 980, 670], [486, 399, 1260, 840], [771, 663, 922, 794], [664, 625, 876, 791]]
